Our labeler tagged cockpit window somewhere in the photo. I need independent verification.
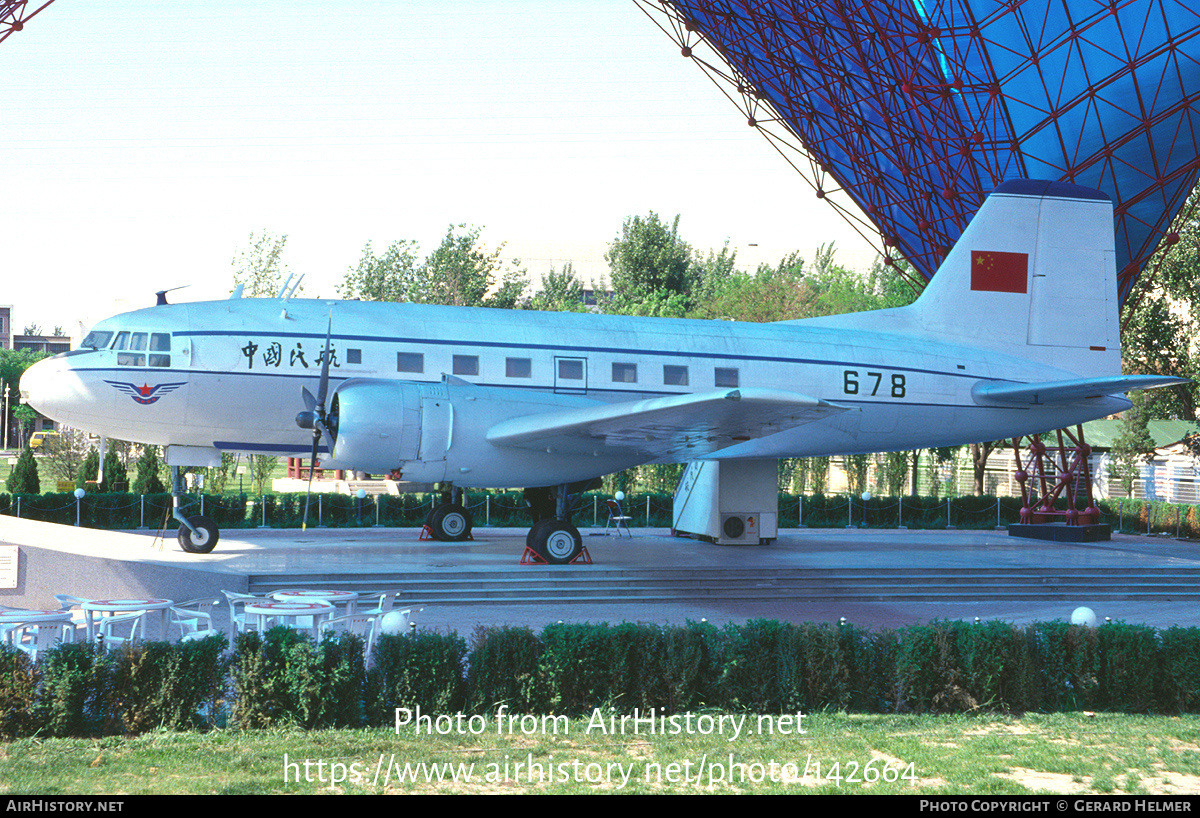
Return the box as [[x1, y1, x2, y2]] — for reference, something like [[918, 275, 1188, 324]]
[[81, 331, 113, 350], [149, 333, 171, 367]]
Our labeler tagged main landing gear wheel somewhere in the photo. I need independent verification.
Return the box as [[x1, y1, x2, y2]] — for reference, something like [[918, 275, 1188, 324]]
[[428, 503, 473, 541], [178, 515, 219, 554], [528, 520, 583, 565]]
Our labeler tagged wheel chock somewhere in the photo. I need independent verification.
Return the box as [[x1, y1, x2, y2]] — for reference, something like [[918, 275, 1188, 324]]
[[519, 545, 593, 565], [420, 525, 473, 541], [520, 547, 548, 564]]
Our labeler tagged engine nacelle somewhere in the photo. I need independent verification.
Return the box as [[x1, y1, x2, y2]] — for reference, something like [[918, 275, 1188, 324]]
[[328, 379, 426, 475], [327, 376, 644, 487]]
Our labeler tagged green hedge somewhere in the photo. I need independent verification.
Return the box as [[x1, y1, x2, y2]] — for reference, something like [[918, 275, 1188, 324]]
[[4, 618, 1197, 739]]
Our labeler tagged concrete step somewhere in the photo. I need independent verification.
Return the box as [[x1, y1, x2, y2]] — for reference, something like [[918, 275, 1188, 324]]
[[247, 566, 1200, 604]]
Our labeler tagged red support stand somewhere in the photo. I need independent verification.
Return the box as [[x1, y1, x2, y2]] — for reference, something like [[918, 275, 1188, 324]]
[[1010, 426, 1109, 540]]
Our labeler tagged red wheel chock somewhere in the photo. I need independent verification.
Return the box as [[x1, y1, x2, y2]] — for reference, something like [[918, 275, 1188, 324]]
[[419, 525, 473, 541], [520, 546, 592, 565]]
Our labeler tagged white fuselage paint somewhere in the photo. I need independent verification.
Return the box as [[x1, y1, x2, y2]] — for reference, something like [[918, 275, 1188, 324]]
[[20, 296, 1127, 488]]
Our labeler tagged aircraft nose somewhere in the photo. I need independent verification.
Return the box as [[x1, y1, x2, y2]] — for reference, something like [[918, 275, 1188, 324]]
[[19, 355, 74, 420]]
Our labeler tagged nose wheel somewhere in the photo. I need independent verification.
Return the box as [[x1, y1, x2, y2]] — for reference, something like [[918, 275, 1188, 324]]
[[177, 514, 219, 554]]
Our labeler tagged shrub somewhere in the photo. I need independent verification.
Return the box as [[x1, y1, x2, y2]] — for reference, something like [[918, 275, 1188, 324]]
[[367, 631, 467, 723], [465, 626, 542, 713]]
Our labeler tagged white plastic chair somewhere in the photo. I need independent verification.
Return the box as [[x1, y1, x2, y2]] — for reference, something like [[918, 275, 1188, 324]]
[[98, 611, 146, 649], [320, 613, 380, 656], [356, 590, 396, 616], [222, 590, 264, 635], [170, 597, 222, 642], [9, 620, 74, 662], [54, 594, 89, 639], [378, 607, 425, 636]]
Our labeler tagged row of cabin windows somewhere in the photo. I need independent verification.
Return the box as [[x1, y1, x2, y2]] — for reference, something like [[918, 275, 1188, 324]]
[[397, 352, 739, 388]]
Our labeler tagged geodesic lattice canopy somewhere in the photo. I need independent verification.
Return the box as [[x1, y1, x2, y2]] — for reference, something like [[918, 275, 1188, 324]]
[[0, 1, 55, 44], [638, 0, 1200, 303]]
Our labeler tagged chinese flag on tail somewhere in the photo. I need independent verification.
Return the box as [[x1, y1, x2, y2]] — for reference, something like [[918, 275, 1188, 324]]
[[970, 250, 1028, 293]]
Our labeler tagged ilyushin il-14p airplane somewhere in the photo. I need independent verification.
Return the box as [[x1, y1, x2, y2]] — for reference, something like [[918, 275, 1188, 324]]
[[20, 180, 1186, 561]]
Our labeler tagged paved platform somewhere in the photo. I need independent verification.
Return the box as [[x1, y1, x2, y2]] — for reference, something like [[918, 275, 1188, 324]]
[[3, 517, 1198, 635]]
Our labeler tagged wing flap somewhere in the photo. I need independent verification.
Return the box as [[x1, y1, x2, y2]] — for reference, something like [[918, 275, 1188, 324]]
[[487, 388, 848, 461], [972, 374, 1188, 406]]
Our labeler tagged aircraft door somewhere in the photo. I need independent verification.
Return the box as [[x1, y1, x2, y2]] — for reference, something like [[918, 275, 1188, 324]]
[[554, 356, 588, 395]]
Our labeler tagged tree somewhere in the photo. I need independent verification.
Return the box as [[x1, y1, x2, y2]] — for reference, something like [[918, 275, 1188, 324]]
[[529, 263, 586, 312], [250, 454, 277, 495], [880, 451, 912, 496], [419, 224, 527, 308], [133, 446, 166, 494], [604, 212, 695, 314], [232, 230, 293, 298], [6, 446, 39, 494], [1107, 390, 1157, 497], [969, 441, 1005, 496], [40, 428, 92, 486], [692, 257, 807, 322], [81, 447, 100, 487], [338, 239, 424, 303], [102, 448, 129, 492], [1, 348, 48, 446], [1121, 186, 1200, 421]]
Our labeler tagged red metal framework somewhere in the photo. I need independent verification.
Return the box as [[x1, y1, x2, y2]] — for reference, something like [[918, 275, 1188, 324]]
[[1011, 426, 1100, 526], [0, 0, 55, 45], [636, 1, 1200, 304]]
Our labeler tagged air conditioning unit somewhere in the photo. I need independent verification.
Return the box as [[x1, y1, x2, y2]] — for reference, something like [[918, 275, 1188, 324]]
[[720, 513, 760, 545]]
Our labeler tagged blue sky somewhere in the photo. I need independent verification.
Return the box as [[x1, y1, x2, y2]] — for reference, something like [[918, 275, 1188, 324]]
[[1, 1, 874, 335]]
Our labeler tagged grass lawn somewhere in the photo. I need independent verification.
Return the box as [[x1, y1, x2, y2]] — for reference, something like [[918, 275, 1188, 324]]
[[2, 712, 1199, 795]]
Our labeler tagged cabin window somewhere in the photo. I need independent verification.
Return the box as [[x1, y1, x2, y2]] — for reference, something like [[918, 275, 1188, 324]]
[[346, 348, 362, 365], [612, 362, 637, 383], [506, 357, 531, 378], [397, 352, 424, 373], [663, 365, 688, 386], [558, 359, 583, 380], [715, 367, 739, 388], [453, 355, 479, 376]]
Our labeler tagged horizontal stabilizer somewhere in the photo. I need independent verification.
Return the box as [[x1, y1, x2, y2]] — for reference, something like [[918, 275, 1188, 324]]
[[487, 388, 848, 461], [972, 375, 1188, 407]]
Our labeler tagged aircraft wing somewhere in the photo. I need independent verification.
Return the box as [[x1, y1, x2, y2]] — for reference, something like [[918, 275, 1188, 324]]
[[971, 374, 1189, 406], [486, 388, 848, 461]]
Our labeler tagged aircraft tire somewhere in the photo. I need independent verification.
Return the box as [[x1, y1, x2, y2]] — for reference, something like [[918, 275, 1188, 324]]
[[533, 520, 582, 565], [430, 503, 472, 541], [178, 515, 219, 554]]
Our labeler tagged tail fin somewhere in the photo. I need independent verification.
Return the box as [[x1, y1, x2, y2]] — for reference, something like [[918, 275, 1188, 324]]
[[913, 179, 1121, 377]]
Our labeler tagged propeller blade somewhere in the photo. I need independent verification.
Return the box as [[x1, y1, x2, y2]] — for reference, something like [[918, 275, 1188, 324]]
[[301, 386, 318, 414], [316, 313, 332, 409], [302, 431, 320, 531]]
